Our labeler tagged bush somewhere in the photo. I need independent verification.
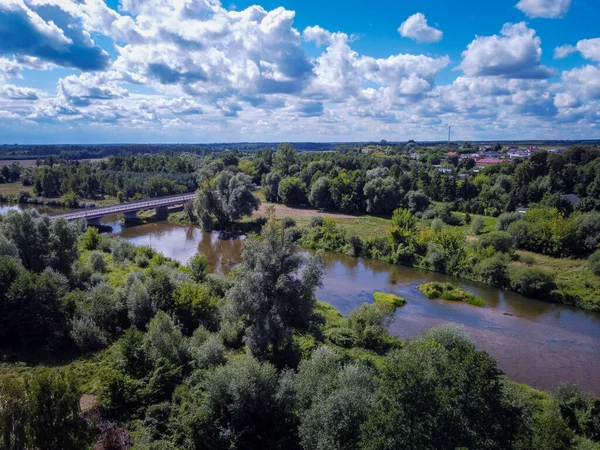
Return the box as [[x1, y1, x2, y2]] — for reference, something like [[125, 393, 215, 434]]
[[88, 250, 106, 273], [431, 218, 443, 232], [518, 253, 536, 265], [478, 231, 514, 253], [281, 217, 296, 229], [70, 317, 108, 351], [507, 220, 531, 248], [496, 212, 522, 231], [81, 227, 100, 250], [474, 254, 510, 288], [309, 216, 324, 228], [418, 282, 485, 307], [588, 250, 600, 276], [471, 216, 484, 235], [510, 267, 556, 299]]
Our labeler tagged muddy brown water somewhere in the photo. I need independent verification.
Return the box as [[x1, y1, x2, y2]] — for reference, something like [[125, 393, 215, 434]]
[[2, 204, 600, 394]]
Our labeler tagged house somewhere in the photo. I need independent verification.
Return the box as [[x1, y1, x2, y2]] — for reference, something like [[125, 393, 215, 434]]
[[566, 194, 580, 206], [507, 149, 529, 159], [446, 151, 457, 156], [434, 165, 453, 173], [475, 158, 504, 169], [409, 152, 420, 160], [483, 150, 501, 159], [548, 148, 567, 154], [460, 153, 479, 160]]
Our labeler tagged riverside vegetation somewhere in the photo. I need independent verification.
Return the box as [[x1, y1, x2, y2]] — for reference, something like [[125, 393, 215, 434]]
[[2, 143, 600, 310], [1, 210, 600, 449]]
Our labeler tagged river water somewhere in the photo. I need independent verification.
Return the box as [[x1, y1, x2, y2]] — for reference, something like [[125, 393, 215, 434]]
[[3, 204, 600, 394]]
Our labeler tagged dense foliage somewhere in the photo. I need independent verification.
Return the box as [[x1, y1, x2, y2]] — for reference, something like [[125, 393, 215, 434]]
[[0, 212, 599, 449]]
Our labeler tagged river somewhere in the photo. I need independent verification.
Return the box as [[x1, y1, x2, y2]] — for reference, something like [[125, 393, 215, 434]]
[[3, 204, 600, 394]]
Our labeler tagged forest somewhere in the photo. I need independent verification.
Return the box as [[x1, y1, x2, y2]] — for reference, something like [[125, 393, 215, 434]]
[[2, 143, 600, 311], [1, 209, 599, 449]]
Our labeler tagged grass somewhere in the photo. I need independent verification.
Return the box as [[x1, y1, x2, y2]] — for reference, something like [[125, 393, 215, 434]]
[[418, 282, 486, 307], [373, 292, 406, 311], [512, 250, 600, 311]]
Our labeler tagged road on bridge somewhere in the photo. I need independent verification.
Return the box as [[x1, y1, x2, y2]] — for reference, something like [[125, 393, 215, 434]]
[[51, 192, 196, 221]]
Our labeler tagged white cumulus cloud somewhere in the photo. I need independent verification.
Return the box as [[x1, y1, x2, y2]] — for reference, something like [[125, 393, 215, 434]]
[[398, 13, 442, 43], [516, 0, 571, 18], [459, 22, 554, 79]]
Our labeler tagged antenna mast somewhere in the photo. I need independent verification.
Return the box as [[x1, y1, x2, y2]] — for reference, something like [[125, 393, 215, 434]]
[[447, 124, 453, 144]]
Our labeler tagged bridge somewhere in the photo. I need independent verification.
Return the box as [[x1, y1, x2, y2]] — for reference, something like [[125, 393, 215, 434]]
[[51, 193, 196, 225]]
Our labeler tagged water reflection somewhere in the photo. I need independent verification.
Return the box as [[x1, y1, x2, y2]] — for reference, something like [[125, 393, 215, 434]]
[[115, 222, 600, 394]]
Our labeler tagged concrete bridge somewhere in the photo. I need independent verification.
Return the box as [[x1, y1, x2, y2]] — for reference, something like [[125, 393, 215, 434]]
[[51, 192, 196, 225]]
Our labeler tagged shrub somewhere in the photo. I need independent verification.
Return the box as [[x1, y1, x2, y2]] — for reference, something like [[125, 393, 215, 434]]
[[418, 282, 485, 307], [70, 317, 108, 351], [281, 217, 296, 229], [478, 231, 514, 253], [309, 216, 324, 228], [518, 253, 536, 265], [474, 254, 510, 288], [510, 267, 556, 299], [588, 250, 600, 276], [496, 212, 522, 231], [88, 250, 106, 273], [471, 216, 484, 235], [507, 220, 531, 248], [81, 227, 100, 250], [431, 218, 443, 232]]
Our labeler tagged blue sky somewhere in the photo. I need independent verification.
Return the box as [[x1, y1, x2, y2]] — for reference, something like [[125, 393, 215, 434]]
[[0, 0, 599, 143]]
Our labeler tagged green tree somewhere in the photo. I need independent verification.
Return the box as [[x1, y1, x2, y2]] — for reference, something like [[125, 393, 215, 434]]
[[273, 143, 298, 175], [309, 176, 334, 210], [194, 171, 260, 231], [228, 221, 324, 367], [278, 176, 307, 206]]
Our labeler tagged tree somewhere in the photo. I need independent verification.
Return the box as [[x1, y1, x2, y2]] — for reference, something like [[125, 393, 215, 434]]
[[262, 171, 282, 203], [361, 325, 527, 450], [186, 253, 208, 282], [405, 190, 430, 213], [26, 371, 89, 450], [184, 356, 290, 449], [588, 250, 600, 276], [194, 171, 260, 231], [293, 347, 376, 450], [363, 177, 402, 215], [278, 176, 307, 206], [273, 143, 298, 175], [228, 221, 324, 367], [309, 176, 333, 210]]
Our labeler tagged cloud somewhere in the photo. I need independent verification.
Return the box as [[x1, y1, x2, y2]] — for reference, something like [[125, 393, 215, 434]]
[[459, 22, 554, 79], [398, 13, 442, 43], [303, 25, 331, 46], [516, 0, 571, 18], [0, 0, 109, 71], [560, 65, 600, 101], [58, 73, 129, 106], [554, 44, 576, 59], [555, 39, 600, 62], [0, 84, 39, 100]]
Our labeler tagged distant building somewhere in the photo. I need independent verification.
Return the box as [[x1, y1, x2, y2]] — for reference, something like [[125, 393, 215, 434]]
[[483, 150, 501, 159], [475, 158, 504, 168], [507, 149, 529, 159], [566, 194, 580, 206], [460, 153, 479, 160], [548, 148, 567, 154], [409, 152, 420, 160], [446, 151, 457, 156]]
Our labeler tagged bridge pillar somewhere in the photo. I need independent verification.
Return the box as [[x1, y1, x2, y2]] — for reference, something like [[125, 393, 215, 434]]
[[86, 217, 101, 227], [155, 206, 169, 220], [124, 210, 139, 222]]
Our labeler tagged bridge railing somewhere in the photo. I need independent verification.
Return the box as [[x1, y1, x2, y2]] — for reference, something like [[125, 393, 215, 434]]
[[51, 192, 196, 221]]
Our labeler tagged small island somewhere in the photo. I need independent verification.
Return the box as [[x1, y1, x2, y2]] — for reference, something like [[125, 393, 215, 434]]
[[373, 292, 406, 311], [418, 282, 485, 307]]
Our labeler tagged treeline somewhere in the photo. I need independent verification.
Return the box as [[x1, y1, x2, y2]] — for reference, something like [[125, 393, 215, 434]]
[[1, 213, 599, 449]]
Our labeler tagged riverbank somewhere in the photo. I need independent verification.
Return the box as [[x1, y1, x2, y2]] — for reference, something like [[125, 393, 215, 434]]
[[171, 201, 600, 313]]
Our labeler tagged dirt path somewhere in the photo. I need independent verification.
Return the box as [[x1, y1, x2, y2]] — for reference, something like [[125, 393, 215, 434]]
[[252, 202, 357, 220]]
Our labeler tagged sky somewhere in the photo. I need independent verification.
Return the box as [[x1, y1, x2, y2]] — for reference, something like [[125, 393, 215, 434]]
[[0, 0, 599, 143]]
